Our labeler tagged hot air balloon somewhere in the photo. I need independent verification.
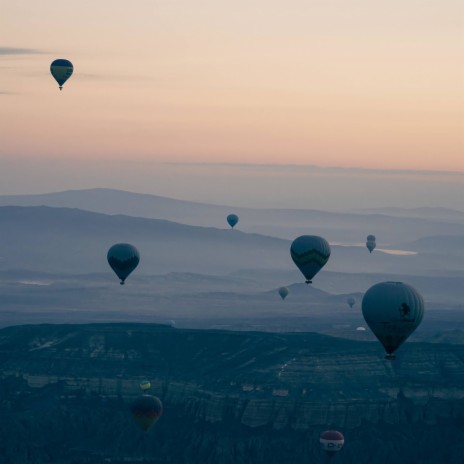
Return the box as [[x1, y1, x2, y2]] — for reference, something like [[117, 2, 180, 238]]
[[50, 59, 73, 90], [362, 281, 424, 360], [226, 214, 239, 229], [346, 297, 355, 308], [290, 235, 331, 284], [320, 430, 344, 460], [139, 380, 151, 391], [278, 287, 289, 300], [107, 243, 140, 285], [130, 394, 163, 432], [366, 234, 376, 253]]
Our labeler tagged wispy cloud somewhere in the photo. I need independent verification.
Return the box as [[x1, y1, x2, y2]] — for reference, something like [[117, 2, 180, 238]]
[[0, 47, 43, 55], [157, 162, 464, 178]]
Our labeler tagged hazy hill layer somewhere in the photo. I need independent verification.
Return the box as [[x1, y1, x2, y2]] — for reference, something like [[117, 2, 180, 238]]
[[1, 188, 463, 245], [356, 206, 464, 222], [1, 205, 462, 281], [0, 205, 289, 275], [1, 205, 463, 334]]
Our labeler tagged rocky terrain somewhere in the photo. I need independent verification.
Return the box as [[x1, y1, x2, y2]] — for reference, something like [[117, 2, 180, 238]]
[[0, 323, 463, 463]]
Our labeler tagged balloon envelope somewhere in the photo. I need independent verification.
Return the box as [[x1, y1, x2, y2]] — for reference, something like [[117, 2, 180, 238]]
[[107, 243, 140, 284], [226, 214, 239, 228], [290, 235, 331, 283], [320, 430, 344, 456], [362, 281, 424, 359], [346, 297, 355, 308], [139, 380, 151, 391], [366, 235, 376, 253], [278, 287, 289, 300], [50, 59, 73, 89], [130, 395, 163, 432]]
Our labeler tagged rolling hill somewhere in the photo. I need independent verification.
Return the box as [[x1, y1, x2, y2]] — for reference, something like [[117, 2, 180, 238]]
[[1, 188, 463, 245], [0, 323, 463, 463]]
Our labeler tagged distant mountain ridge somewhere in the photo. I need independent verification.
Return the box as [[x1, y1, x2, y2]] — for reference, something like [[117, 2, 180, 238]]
[[0, 205, 290, 276], [2, 205, 462, 280], [356, 206, 464, 221], [1, 188, 463, 244], [3, 188, 463, 217]]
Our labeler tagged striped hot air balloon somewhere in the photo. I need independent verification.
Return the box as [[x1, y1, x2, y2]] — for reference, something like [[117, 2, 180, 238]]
[[320, 430, 344, 460], [290, 235, 331, 284], [130, 395, 163, 432]]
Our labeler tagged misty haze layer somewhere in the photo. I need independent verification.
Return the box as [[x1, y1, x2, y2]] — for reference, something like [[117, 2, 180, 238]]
[[0, 189, 462, 338], [0, 160, 463, 211]]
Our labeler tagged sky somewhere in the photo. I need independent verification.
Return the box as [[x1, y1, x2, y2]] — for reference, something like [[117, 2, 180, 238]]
[[1, 0, 463, 207]]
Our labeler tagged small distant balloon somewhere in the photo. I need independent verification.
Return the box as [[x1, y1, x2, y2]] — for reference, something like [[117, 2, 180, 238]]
[[346, 297, 355, 308], [278, 287, 289, 300], [139, 380, 151, 391], [50, 59, 73, 90], [320, 430, 344, 459], [290, 235, 331, 284], [130, 395, 163, 432], [362, 281, 425, 360], [366, 234, 376, 253], [226, 214, 239, 229], [107, 243, 140, 285]]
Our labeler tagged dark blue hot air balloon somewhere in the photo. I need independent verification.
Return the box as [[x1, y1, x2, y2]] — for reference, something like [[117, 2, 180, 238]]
[[50, 59, 73, 90], [107, 243, 140, 285], [226, 214, 239, 229]]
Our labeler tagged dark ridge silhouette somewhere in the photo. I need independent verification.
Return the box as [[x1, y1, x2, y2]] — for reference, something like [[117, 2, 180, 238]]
[[0, 323, 463, 463]]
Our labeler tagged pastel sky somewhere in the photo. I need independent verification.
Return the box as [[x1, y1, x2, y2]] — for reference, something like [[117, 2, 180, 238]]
[[0, 1, 463, 205]]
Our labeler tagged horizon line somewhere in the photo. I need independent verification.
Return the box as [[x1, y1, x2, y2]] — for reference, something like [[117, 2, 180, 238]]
[[156, 162, 464, 177]]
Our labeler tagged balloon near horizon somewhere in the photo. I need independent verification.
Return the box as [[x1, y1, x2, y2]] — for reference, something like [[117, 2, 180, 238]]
[[226, 214, 239, 229], [278, 287, 289, 300], [366, 234, 376, 253], [346, 297, 356, 309]]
